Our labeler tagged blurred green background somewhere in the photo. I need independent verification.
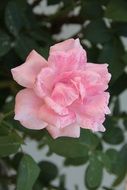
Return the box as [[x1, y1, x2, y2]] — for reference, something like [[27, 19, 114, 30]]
[[0, 0, 127, 189]]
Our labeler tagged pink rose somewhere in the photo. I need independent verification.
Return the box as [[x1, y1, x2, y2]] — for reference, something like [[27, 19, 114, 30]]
[[11, 39, 111, 139]]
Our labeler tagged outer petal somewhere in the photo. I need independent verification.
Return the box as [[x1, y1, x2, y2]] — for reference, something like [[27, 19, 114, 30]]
[[11, 50, 47, 88], [47, 123, 80, 139], [84, 92, 111, 116], [70, 92, 109, 115], [14, 89, 47, 129], [77, 114, 106, 132], [39, 105, 76, 128], [85, 63, 111, 86], [70, 92, 110, 132], [48, 39, 87, 72], [50, 38, 76, 53]]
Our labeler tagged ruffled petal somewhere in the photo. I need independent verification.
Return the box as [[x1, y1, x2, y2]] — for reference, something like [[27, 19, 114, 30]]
[[51, 82, 79, 107], [44, 96, 69, 116], [11, 50, 47, 88], [86, 63, 111, 81], [50, 38, 76, 53], [47, 123, 80, 139], [84, 92, 111, 116], [14, 89, 47, 129], [34, 67, 56, 98], [39, 105, 76, 128], [70, 92, 110, 132], [48, 39, 87, 72], [79, 114, 106, 132]]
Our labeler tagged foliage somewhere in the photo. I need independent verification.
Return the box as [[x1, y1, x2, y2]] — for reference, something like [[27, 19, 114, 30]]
[[0, 0, 127, 189]]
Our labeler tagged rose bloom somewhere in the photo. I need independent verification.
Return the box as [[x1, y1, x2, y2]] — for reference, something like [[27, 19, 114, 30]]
[[11, 39, 111, 139]]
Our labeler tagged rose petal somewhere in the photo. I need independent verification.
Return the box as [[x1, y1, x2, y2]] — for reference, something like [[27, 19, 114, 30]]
[[84, 92, 110, 116], [51, 82, 79, 107], [11, 50, 47, 88], [77, 114, 106, 132], [70, 92, 110, 132], [47, 123, 80, 139], [85, 63, 111, 86], [14, 89, 47, 129], [39, 105, 76, 128], [44, 96, 69, 116], [34, 67, 56, 98], [50, 38, 76, 53], [48, 39, 87, 72]]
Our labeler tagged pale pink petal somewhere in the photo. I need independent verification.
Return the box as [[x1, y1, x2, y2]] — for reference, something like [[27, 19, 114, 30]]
[[51, 82, 79, 107], [11, 50, 47, 88], [34, 67, 56, 98], [84, 92, 110, 116], [39, 105, 76, 128], [50, 38, 84, 54], [47, 123, 80, 139], [85, 63, 111, 85], [14, 89, 47, 129], [70, 92, 110, 132], [77, 113, 106, 132], [96, 125, 105, 132], [44, 96, 69, 116], [48, 50, 86, 73], [71, 77, 86, 101], [50, 38, 76, 53], [73, 92, 110, 117], [48, 39, 87, 72]]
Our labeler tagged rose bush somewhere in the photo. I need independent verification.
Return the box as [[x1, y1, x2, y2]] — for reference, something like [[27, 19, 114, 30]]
[[11, 38, 111, 138]]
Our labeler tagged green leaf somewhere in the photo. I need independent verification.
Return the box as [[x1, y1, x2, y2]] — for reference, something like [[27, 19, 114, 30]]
[[112, 22, 127, 37], [106, 149, 122, 175], [112, 144, 127, 186], [5, 1, 24, 36], [14, 35, 40, 60], [16, 154, 40, 190], [81, 0, 103, 20], [0, 132, 23, 157], [47, 0, 61, 5], [39, 161, 58, 185], [64, 156, 88, 166], [87, 45, 100, 62], [12, 152, 23, 170], [103, 126, 124, 145], [105, 0, 127, 22], [119, 144, 127, 169], [0, 31, 11, 57], [122, 52, 127, 65], [110, 72, 127, 96], [33, 180, 44, 190], [45, 135, 89, 158], [84, 19, 111, 44], [103, 116, 113, 130], [0, 123, 9, 136], [45, 129, 99, 158], [98, 38, 125, 82], [113, 98, 120, 116], [80, 129, 100, 150], [97, 152, 111, 172], [85, 155, 103, 189]]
